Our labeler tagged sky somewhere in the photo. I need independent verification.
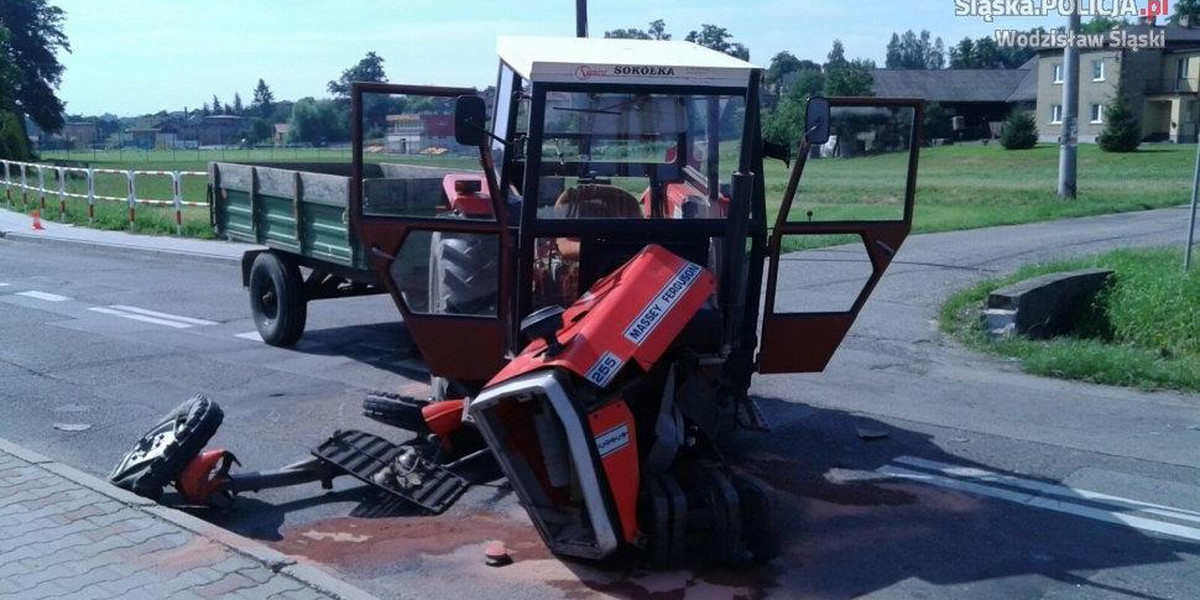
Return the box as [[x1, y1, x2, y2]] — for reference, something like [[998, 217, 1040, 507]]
[[50, 0, 1074, 117]]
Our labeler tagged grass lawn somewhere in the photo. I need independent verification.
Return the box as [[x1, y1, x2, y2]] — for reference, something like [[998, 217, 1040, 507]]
[[763, 142, 1194, 234], [5, 142, 1196, 239], [939, 247, 1200, 393]]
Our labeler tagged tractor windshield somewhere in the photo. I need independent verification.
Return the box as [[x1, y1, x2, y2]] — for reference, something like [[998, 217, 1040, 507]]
[[534, 91, 745, 221]]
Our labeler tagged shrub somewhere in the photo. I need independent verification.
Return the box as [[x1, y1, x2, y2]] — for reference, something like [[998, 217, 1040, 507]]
[[924, 102, 952, 142], [0, 110, 30, 161], [1098, 94, 1140, 152], [1000, 111, 1038, 150]]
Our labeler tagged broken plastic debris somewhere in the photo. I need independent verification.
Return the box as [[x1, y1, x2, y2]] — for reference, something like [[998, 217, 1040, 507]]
[[53, 423, 92, 432], [484, 540, 512, 567]]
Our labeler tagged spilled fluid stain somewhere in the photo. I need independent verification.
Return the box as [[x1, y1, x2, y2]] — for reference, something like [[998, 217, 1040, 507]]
[[300, 530, 372, 543], [272, 511, 551, 567]]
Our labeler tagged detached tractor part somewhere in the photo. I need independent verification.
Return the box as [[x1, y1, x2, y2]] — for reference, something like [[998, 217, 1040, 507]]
[[110, 395, 488, 514], [468, 245, 781, 566]]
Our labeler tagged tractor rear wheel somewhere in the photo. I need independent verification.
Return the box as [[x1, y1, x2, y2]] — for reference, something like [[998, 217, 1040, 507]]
[[249, 251, 307, 347]]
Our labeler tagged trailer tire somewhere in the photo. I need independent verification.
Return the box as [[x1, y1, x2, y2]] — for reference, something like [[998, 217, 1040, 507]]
[[109, 395, 223, 500], [249, 251, 307, 347]]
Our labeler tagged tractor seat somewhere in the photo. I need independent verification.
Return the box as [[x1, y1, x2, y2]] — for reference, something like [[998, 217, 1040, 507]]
[[554, 184, 643, 219]]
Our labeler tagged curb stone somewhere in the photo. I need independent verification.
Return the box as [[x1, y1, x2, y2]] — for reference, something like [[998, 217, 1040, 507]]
[[0, 230, 244, 264], [0, 437, 386, 600]]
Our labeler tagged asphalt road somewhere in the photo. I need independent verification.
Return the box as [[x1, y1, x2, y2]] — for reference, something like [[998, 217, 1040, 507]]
[[1, 206, 1198, 600]]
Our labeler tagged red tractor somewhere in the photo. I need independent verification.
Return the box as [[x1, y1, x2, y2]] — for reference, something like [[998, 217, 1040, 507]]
[[112, 36, 922, 568]]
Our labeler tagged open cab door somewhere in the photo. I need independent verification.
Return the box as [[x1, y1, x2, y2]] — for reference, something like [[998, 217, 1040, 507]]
[[349, 83, 512, 384], [758, 97, 924, 374]]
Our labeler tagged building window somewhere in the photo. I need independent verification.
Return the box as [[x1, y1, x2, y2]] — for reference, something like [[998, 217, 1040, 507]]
[[1178, 58, 1191, 85], [1090, 103, 1104, 123], [1053, 63, 1064, 83], [1051, 104, 1063, 124], [1091, 59, 1105, 81]]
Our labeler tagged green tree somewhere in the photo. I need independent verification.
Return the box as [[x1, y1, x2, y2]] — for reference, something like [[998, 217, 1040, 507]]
[[287, 97, 347, 145], [886, 30, 945, 69], [647, 19, 670, 41], [251, 78, 274, 118], [242, 118, 272, 145], [825, 39, 849, 71], [762, 77, 824, 146], [949, 33, 1037, 68], [211, 95, 222, 115], [328, 51, 387, 98], [605, 18, 671, 40], [1171, 0, 1200, 25], [0, 25, 18, 112], [825, 59, 874, 96], [0, 0, 70, 132], [1098, 94, 1141, 152], [232, 92, 244, 116], [1000, 111, 1038, 150], [684, 24, 749, 60], [1082, 16, 1130, 33], [924, 103, 952, 141], [765, 51, 803, 95]]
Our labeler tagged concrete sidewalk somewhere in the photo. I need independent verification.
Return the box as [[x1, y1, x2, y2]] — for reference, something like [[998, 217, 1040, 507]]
[[0, 439, 380, 600], [0, 207, 257, 262]]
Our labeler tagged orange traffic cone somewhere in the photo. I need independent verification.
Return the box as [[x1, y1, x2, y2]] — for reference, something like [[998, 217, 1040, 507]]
[[31, 210, 45, 231]]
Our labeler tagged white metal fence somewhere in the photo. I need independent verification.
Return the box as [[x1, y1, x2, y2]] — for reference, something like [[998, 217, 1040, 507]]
[[0, 159, 207, 234]]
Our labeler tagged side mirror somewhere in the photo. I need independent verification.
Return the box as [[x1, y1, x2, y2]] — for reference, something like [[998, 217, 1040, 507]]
[[454, 95, 487, 147], [805, 96, 831, 145]]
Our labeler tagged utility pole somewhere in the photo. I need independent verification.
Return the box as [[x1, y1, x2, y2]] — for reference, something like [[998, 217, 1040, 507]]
[[575, 0, 588, 38], [1188, 139, 1199, 271], [1058, 7, 1081, 199]]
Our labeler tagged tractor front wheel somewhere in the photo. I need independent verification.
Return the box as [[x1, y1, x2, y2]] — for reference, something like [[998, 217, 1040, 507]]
[[249, 251, 307, 347]]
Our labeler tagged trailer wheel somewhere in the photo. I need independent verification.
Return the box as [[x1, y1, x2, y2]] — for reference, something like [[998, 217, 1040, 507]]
[[249, 252, 307, 347], [109, 395, 223, 500]]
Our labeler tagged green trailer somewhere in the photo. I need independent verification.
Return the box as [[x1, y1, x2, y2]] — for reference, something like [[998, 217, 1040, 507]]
[[210, 160, 470, 346]]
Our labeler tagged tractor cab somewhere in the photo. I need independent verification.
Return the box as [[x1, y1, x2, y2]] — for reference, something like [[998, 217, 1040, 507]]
[[346, 36, 923, 564]]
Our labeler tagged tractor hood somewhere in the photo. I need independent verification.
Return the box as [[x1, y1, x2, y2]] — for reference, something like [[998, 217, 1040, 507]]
[[489, 244, 716, 389]]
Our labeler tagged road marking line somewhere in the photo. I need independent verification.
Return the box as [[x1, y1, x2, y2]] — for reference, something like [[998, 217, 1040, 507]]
[[88, 307, 192, 329], [108, 305, 217, 326], [894, 456, 1200, 520], [0, 283, 9, 287], [15, 291, 71, 302], [879, 457, 1200, 543], [235, 331, 263, 342]]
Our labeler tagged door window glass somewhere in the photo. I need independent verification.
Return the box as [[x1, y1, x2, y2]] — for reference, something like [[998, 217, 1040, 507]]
[[359, 90, 490, 219]]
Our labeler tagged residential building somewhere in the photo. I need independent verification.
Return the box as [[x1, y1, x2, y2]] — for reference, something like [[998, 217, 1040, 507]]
[[274, 123, 290, 146], [1036, 22, 1200, 143], [871, 62, 1037, 140], [197, 115, 245, 147], [385, 113, 455, 153], [61, 122, 98, 148]]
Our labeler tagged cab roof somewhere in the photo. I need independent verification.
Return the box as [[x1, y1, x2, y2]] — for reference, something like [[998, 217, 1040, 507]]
[[496, 36, 760, 88]]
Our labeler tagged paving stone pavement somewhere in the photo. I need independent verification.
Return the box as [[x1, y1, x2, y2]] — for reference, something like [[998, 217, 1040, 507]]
[[0, 442, 378, 600]]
